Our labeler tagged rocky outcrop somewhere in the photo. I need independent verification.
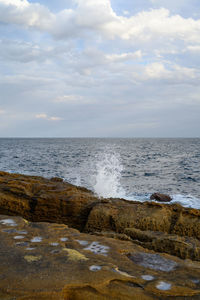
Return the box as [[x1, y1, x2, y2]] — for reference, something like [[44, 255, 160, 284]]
[[150, 193, 172, 202], [1, 214, 200, 300], [1, 171, 200, 263], [0, 171, 99, 231]]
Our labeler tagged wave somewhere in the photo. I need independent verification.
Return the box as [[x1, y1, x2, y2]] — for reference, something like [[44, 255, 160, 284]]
[[93, 150, 125, 198]]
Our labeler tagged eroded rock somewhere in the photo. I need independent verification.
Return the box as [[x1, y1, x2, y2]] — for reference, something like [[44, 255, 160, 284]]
[[1, 214, 200, 299], [1, 171, 200, 262]]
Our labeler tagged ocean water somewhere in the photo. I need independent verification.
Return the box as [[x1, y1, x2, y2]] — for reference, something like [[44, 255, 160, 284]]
[[0, 138, 199, 209]]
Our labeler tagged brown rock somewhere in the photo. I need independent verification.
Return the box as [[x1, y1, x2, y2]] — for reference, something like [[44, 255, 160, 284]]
[[85, 199, 200, 260], [1, 171, 200, 262], [0, 214, 200, 299], [0, 171, 99, 231], [150, 193, 172, 202]]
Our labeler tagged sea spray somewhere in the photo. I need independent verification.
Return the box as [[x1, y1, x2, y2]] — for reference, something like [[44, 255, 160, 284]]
[[93, 150, 125, 198]]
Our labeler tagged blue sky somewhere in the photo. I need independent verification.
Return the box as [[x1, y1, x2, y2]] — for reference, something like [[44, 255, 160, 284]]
[[0, 0, 200, 137]]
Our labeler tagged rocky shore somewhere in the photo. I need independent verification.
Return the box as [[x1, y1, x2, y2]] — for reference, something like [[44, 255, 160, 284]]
[[0, 171, 200, 299]]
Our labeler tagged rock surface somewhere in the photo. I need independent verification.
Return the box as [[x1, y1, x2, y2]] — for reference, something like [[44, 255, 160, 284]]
[[0, 171, 98, 231], [150, 193, 172, 202], [1, 214, 200, 300], [1, 171, 200, 262]]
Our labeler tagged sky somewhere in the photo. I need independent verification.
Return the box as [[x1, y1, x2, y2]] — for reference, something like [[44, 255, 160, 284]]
[[0, 0, 200, 137]]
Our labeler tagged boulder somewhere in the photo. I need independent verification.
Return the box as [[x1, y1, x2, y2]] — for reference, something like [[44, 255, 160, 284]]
[[150, 193, 172, 202]]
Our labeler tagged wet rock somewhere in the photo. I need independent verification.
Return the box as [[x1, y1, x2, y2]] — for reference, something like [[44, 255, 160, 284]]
[[0, 214, 200, 299], [150, 193, 172, 202]]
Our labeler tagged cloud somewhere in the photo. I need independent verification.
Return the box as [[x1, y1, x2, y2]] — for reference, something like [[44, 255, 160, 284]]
[[0, 0, 200, 137], [106, 50, 142, 62], [35, 114, 62, 121], [48, 116, 62, 121], [54, 95, 95, 105], [187, 45, 200, 52], [0, 0, 200, 46], [0, 109, 5, 114], [54, 95, 81, 103], [0, 0, 54, 31], [35, 113, 47, 119]]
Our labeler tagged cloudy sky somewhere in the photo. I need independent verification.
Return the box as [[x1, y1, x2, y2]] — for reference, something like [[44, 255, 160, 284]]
[[0, 0, 200, 137]]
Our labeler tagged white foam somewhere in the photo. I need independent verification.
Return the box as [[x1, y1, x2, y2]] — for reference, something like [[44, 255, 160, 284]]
[[156, 281, 172, 291], [124, 194, 200, 210], [93, 151, 125, 198], [170, 194, 200, 209]]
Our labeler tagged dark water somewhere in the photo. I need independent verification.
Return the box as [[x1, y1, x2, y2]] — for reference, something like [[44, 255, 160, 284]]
[[0, 138, 199, 208]]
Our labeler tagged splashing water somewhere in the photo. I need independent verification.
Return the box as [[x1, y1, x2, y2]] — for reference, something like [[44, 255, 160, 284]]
[[93, 151, 125, 198]]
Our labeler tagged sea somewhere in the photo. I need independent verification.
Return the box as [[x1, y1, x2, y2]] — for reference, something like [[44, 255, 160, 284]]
[[0, 138, 199, 209]]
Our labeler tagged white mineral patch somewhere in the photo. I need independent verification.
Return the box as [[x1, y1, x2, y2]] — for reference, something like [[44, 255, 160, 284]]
[[14, 235, 25, 239], [114, 267, 134, 278], [142, 275, 155, 281], [0, 219, 17, 226], [76, 240, 89, 246], [17, 230, 27, 234], [2, 228, 17, 233], [84, 241, 109, 255], [31, 237, 43, 243], [26, 247, 36, 251], [89, 265, 102, 271], [191, 278, 200, 284], [156, 281, 172, 291], [50, 242, 59, 246], [60, 237, 68, 242]]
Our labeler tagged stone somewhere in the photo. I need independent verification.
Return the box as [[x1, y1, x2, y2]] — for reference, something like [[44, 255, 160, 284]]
[[150, 193, 172, 202], [0, 171, 99, 231], [0, 214, 200, 299], [1, 171, 200, 263]]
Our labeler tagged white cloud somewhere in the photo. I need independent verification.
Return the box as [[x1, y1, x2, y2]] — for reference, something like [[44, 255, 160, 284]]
[[0, 0, 200, 137], [55, 95, 80, 103], [0, 109, 5, 114], [35, 114, 62, 121], [106, 50, 142, 62], [145, 62, 170, 79], [54, 95, 95, 105], [143, 62, 198, 81], [187, 45, 200, 52], [35, 113, 47, 119], [1, 0, 200, 46], [1, 0, 29, 8], [0, 0, 55, 31], [48, 116, 62, 121]]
